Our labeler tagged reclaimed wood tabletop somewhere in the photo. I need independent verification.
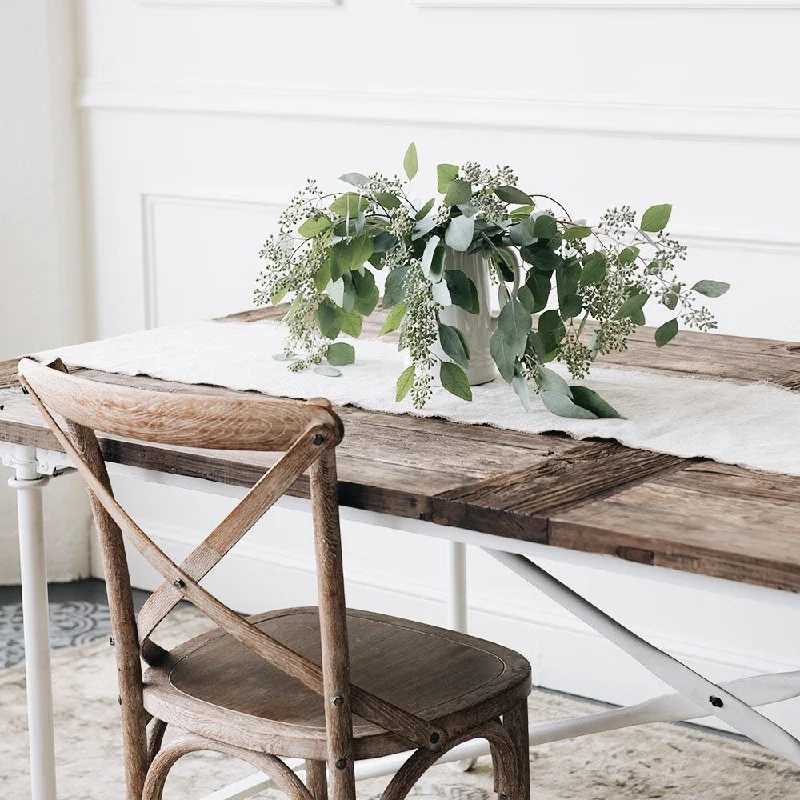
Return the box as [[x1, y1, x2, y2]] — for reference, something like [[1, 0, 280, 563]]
[[1, 307, 799, 592]]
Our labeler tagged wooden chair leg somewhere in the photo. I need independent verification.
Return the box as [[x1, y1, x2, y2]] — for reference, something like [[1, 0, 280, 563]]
[[305, 759, 328, 800], [502, 700, 530, 800]]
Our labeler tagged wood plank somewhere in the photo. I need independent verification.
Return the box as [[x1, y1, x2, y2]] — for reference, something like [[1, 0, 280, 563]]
[[2, 309, 800, 592], [431, 443, 684, 543], [549, 461, 800, 591]]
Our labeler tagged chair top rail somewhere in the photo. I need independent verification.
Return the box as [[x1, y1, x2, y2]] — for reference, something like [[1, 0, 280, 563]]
[[18, 357, 342, 452]]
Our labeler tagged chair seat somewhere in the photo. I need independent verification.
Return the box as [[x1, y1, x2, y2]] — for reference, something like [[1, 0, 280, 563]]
[[143, 607, 531, 761]]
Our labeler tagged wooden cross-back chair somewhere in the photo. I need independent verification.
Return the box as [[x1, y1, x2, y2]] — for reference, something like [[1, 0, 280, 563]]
[[19, 357, 532, 800]]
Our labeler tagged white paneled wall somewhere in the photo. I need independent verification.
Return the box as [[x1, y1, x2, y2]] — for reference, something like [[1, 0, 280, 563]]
[[78, 0, 800, 726], [0, 1, 91, 584]]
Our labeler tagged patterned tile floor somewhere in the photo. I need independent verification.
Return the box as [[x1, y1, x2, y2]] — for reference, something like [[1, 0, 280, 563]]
[[0, 580, 149, 669]]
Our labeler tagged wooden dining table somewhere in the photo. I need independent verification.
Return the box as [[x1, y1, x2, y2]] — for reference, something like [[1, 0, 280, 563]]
[[2, 306, 800, 800]]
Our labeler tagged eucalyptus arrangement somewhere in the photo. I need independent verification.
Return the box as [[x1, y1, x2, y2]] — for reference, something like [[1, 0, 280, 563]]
[[255, 144, 729, 418]]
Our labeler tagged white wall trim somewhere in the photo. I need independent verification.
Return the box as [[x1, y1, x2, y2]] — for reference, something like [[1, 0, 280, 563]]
[[141, 191, 284, 328], [78, 80, 800, 144], [413, 0, 800, 8], [140, 190, 800, 303], [137, 0, 339, 7]]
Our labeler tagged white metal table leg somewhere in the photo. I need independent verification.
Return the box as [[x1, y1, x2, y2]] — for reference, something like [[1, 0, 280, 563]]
[[8, 445, 57, 800], [446, 541, 468, 633], [487, 549, 800, 766], [445, 541, 477, 773]]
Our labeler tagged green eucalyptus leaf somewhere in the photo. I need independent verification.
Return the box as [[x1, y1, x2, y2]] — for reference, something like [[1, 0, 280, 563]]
[[443, 269, 479, 314], [444, 179, 472, 207], [375, 192, 401, 210], [396, 365, 415, 402], [630, 308, 646, 326], [559, 294, 583, 320], [440, 362, 472, 401], [533, 214, 558, 239], [526, 272, 551, 312], [383, 265, 409, 308], [537, 365, 571, 396], [415, 199, 436, 221], [316, 299, 341, 339], [662, 286, 679, 310], [615, 292, 649, 321], [509, 217, 537, 247], [510, 204, 536, 222], [314, 258, 332, 294], [495, 186, 533, 205], [330, 193, 369, 218], [538, 309, 566, 352], [412, 216, 436, 241], [563, 225, 592, 241], [339, 173, 367, 187], [270, 286, 288, 305], [541, 390, 598, 419], [497, 298, 532, 356], [351, 270, 379, 316], [380, 302, 407, 335], [521, 241, 562, 272], [641, 203, 672, 232], [337, 306, 363, 338], [692, 279, 730, 298], [404, 143, 418, 180], [437, 163, 459, 193], [342, 235, 374, 270], [315, 365, 342, 378], [421, 236, 444, 282], [655, 317, 679, 347], [618, 246, 640, 266], [372, 231, 398, 254], [444, 214, 475, 252], [511, 372, 532, 411], [490, 327, 518, 383], [438, 323, 470, 369], [339, 273, 355, 311], [298, 214, 332, 238], [527, 330, 547, 362], [580, 251, 607, 286], [516, 284, 536, 314], [570, 386, 622, 418], [326, 342, 355, 366]]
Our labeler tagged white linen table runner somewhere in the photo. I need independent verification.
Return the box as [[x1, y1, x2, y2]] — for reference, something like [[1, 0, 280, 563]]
[[37, 319, 800, 477]]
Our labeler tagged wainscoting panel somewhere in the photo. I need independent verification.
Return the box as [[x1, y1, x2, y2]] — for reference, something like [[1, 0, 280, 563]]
[[141, 192, 282, 327]]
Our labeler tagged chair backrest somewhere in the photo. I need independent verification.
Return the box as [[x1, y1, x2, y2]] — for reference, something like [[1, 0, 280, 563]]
[[18, 357, 442, 799]]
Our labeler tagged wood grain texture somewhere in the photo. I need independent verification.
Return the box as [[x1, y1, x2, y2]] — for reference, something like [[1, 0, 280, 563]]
[[2, 307, 800, 593], [19, 360, 532, 798], [145, 607, 530, 761]]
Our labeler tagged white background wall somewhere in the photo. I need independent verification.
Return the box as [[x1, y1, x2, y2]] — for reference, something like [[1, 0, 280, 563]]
[[10, 0, 800, 733], [0, 1, 91, 584]]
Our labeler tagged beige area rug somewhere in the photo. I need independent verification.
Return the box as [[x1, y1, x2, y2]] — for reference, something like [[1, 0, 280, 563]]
[[3, 608, 800, 799]]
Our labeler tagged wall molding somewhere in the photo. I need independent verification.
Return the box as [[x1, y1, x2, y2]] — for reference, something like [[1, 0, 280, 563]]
[[79, 80, 800, 144], [140, 191, 284, 328], [137, 0, 339, 7], [139, 191, 800, 326], [413, 0, 799, 8]]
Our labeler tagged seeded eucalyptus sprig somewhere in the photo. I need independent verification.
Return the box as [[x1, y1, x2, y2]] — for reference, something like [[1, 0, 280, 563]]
[[255, 144, 729, 418]]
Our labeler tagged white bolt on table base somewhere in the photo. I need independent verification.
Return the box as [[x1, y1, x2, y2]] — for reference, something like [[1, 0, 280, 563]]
[[6, 450, 800, 800]]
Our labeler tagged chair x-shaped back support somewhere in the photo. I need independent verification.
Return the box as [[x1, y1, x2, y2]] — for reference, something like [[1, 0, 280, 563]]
[[18, 357, 447, 798]]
